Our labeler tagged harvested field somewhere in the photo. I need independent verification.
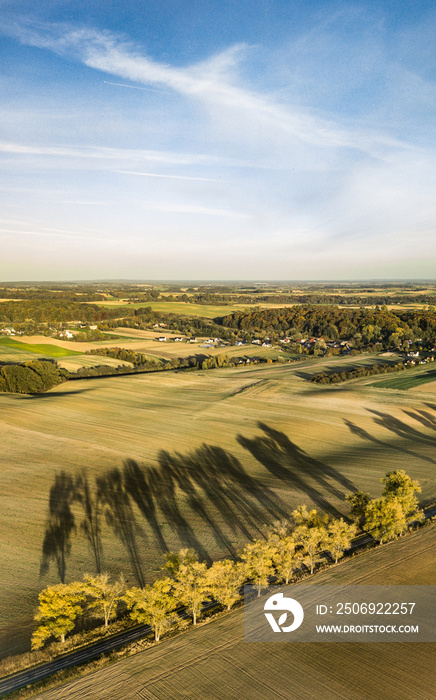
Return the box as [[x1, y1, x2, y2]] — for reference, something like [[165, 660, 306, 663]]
[[412, 381, 436, 393], [57, 355, 134, 371], [1, 357, 436, 659], [34, 525, 436, 700]]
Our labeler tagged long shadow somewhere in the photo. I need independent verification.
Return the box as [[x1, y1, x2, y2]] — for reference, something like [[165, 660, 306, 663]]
[[158, 445, 287, 552], [74, 471, 103, 573], [40, 472, 76, 582], [146, 462, 211, 564], [237, 423, 356, 518], [97, 468, 145, 587], [123, 459, 169, 554], [344, 418, 436, 465], [7, 388, 95, 399], [367, 409, 436, 447], [402, 408, 436, 432], [157, 450, 237, 559]]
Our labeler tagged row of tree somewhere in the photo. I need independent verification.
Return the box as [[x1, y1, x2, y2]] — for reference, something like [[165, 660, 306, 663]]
[[32, 506, 357, 650], [311, 361, 413, 384], [32, 469, 424, 650], [346, 469, 423, 542]]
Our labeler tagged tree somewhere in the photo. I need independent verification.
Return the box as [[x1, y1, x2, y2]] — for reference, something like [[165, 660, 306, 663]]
[[163, 548, 199, 577], [292, 505, 328, 529], [264, 519, 292, 539], [364, 497, 407, 544], [124, 578, 177, 641], [31, 582, 85, 650], [346, 491, 372, 526], [173, 560, 211, 625], [83, 573, 125, 627], [381, 470, 422, 519], [206, 560, 246, 611], [324, 519, 357, 564], [241, 540, 275, 597], [294, 525, 326, 575], [269, 535, 299, 584]]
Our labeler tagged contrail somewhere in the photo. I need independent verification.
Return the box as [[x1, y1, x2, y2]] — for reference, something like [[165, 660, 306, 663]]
[[114, 170, 221, 182], [103, 80, 167, 93]]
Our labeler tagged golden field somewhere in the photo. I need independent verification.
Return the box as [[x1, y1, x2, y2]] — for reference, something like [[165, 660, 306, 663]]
[[1, 358, 435, 658]]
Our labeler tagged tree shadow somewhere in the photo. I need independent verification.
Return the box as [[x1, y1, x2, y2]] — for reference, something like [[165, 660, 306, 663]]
[[40, 472, 76, 582], [237, 422, 356, 518], [96, 468, 145, 587], [74, 471, 103, 573], [123, 459, 169, 554], [121, 443, 289, 562], [7, 388, 95, 399], [402, 408, 436, 432], [344, 418, 436, 465], [367, 409, 436, 447], [158, 445, 287, 552]]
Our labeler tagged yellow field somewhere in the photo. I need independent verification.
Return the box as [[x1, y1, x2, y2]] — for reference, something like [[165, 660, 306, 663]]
[[34, 525, 436, 700], [1, 359, 436, 659]]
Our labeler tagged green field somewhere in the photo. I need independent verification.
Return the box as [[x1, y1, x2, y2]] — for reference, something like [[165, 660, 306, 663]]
[[1, 356, 436, 660], [91, 300, 250, 317], [371, 365, 436, 390], [34, 525, 436, 700], [0, 337, 80, 359]]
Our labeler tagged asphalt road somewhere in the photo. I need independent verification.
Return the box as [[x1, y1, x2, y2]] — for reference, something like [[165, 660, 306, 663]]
[[1, 505, 434, 697]]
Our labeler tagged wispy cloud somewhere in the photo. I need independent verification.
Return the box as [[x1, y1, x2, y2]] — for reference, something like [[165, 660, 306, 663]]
[[114, 170, 221, 182], [6, 22, 411, 160], [139, 202, 250, 219], [0, 141, 211, 165]]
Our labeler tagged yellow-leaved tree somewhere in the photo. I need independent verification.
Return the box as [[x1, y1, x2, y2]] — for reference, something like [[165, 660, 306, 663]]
[[124, 578, 177, 641], [83, 572, 125, 627], [31, 582, 85, 650]]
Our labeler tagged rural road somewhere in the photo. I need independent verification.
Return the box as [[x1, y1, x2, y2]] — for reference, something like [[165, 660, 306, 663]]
[[1, 505, 435, 698]]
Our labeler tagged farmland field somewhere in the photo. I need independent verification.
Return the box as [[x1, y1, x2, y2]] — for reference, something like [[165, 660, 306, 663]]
[[89, 300, 251, 317], [34, 525, 436, 700], [0, 337, 80, 359], [1, 357, 436, 660], [370, 366, 436, 390]]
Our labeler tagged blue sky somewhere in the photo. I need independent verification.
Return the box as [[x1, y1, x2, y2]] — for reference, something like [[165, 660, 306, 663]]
[[0, 0, 435, 280]]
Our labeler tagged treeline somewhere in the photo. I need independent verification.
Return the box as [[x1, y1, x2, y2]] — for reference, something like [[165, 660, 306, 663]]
[[311, 361, 410, 384], [0, 286, 106, 302], [218, 305, 436, 348], [0, 360, 65, 394], [0, 300, 124, 325], [32, 507, 358, 649], [31, 469, 423, 652], [87, 347, 153, 365]]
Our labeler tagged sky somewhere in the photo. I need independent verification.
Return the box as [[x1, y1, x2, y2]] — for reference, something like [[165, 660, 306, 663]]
[[0, 0, 435, 281]]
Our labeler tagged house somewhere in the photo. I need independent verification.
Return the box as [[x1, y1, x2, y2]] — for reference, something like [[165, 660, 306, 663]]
[[1, 327, 15, 335], [188, 337, 197, 342], [172, 336, 183, 342], [252, 339, 261, 345], [157, 336, 167, 342], [59, 330, 74, 339]]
